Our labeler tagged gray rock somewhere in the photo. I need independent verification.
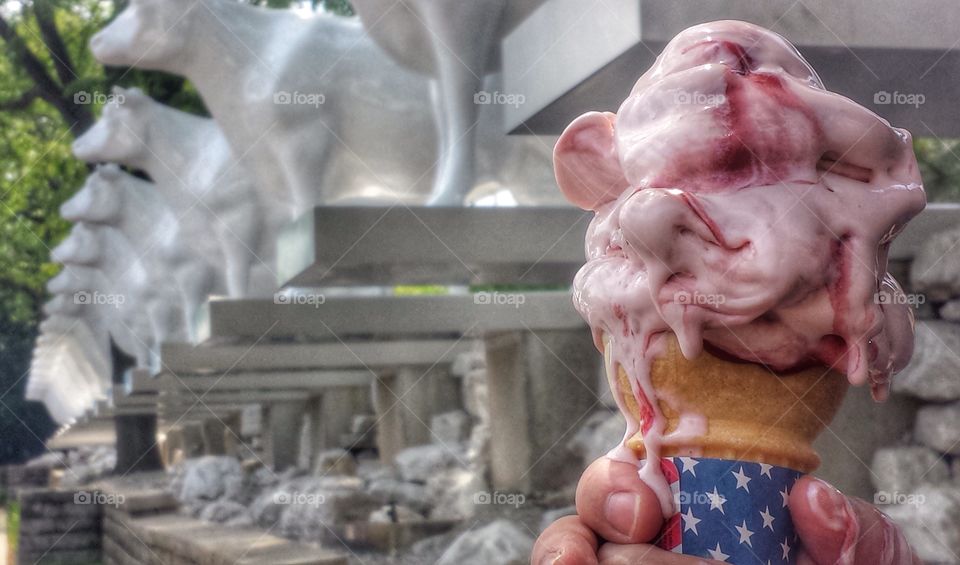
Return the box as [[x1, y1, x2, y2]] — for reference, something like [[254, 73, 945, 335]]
[[893, 321, 960, 401], [369, 504, 425, 523], [452, 350, 485, 378], [431, 410, 471, 445], [436, 520, 534, 565], [941, 300, 960, 322], [351, 414, 377, 435], [539, 505, 577, 533], [341, 414, 377, 451], [271, 476, 378, 543], [915, 402, 960, 454], [427, 468, 488, 521], [462, 368, 489, 422], [313, 448, 357, 476], [882, 486, 960, 563], [367, 478, 432, 514], [198, 499, 247, 523], [395, 444, 464, 484], [871, 446, 949, 495], [224, 512, 255, 528], [568, 410, 626, 467], [356, 457, 395, 482], [174, 456, 243, 503], [466, 421, 490, 469], [912, 227, 960, 301]]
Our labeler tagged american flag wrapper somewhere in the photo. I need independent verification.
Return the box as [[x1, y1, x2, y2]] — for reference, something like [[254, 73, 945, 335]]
[[655, 457, 801, 563]]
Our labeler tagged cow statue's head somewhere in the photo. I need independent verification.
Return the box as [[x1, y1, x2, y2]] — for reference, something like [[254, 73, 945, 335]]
[[51, 224, 102, 265], [72, 87, 152, 165], [89, 0, 193, 70], [61, 165, 126, 223]]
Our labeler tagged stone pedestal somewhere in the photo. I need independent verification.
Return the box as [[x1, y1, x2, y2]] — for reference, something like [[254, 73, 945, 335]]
[[200, 418, 227, 455], [307, 387, 371, 462], [373, 365, 461, 464], [263, 400, 308, 471], [484, 329, 598, 493], [112, 345, 163, 474], [220, 412, 243, 456], [114, 414, 164, 475]]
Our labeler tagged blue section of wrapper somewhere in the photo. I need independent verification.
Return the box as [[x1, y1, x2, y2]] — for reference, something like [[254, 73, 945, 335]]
[[655, 457, 802, 563]]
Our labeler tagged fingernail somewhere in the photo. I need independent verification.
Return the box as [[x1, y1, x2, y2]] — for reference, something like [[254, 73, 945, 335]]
[[806, 477, 849, 531], [605, 492, 640, 537], [538, 550, 561, 565]]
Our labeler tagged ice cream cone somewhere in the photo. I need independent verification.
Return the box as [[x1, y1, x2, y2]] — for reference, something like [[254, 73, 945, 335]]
[[616, 336, 848, 473]]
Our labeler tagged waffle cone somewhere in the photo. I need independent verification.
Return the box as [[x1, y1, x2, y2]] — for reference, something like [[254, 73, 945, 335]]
[[616, 337, 848, 472]]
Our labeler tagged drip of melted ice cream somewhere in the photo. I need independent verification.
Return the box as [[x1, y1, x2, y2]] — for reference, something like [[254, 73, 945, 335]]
[[558, 20, 925, 516]]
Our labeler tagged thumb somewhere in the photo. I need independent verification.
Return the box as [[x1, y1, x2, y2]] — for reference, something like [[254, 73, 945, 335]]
[[789, 476, 918, 564]]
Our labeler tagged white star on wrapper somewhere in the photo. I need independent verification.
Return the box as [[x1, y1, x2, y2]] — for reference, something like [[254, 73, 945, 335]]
[[707, 486, 727, 514], [780, 486, 790, 508], [733, 466, 751, 493], [759, 463, 773, 478], [735, 520, 754, 547], [682, 507, 701, 534], [780, 538, 792, 560], [679, 456, 699, 477], [760, 506, 775, 531], [708, 542, 730, 561]]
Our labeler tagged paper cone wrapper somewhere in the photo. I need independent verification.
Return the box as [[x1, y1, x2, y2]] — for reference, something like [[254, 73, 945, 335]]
[[607, 337, 847, 561], [616, 336, 849, 473]]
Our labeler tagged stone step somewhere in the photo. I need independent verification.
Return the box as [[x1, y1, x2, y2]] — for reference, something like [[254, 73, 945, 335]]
[[118, 512, 347, 565]]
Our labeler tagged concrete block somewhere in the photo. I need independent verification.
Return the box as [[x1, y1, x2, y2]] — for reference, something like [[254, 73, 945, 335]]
[[484, 329, 598, 492]]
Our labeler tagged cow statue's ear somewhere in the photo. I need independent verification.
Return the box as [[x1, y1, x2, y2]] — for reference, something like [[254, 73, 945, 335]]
[[554, 111, 629, 210]]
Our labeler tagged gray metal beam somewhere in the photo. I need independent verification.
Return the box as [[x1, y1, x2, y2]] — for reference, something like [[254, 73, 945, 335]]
[[197, 291, 585, 342], [157, 339, 474, 376], [131, 370, 373, 394], [502, 0, 960, 136], [276, 206, 590, 287]]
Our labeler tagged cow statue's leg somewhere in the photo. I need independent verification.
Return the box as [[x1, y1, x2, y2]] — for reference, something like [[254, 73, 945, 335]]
[[418, 0, 507, 206]]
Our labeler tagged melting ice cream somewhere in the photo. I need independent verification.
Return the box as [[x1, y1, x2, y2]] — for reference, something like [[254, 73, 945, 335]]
[[554, 20, 925, 515]]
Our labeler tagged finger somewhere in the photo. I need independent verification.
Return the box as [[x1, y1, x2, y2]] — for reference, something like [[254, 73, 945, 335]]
[[576, 456, 665, 544], [598, 543, 724, 564], [532, 515, 600, 565], [789, 476, 919, 564]]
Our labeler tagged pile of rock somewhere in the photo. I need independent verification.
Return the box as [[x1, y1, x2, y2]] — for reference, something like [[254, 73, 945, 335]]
[[58, 445, 117, 486], [872, 228, 960, 563], [168, 349, 590, 563]]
